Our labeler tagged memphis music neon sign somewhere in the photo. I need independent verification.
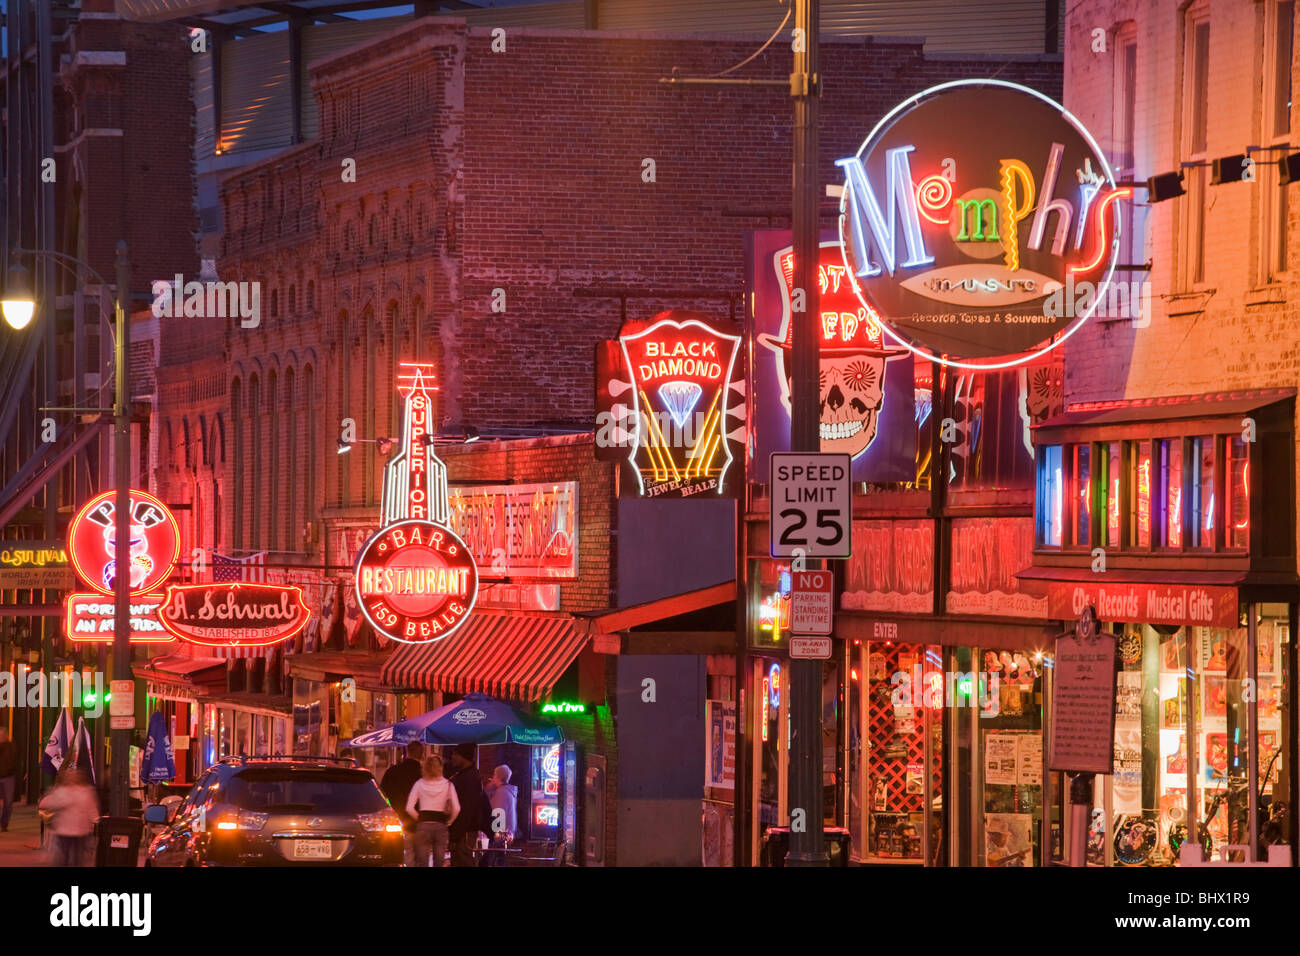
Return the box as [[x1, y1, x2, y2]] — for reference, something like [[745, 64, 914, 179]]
[[835, 79, 1129, 368], [354, 363, 479, 644]]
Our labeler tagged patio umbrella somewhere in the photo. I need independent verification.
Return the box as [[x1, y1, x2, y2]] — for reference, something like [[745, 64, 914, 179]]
[[347, 693, 564, 748], [142, 711, 176, 783]]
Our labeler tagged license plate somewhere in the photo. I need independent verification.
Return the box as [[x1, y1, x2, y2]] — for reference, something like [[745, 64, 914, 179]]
[[292, 840, 334, 859]]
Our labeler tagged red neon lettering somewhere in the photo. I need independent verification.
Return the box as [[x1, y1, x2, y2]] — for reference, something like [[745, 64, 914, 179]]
[[1069, 188, 1132, 275]]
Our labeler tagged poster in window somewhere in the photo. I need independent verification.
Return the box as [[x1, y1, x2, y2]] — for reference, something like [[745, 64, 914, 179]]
[[1165, 735, 1188, 775], [1199, 629, 1228, 672], [1115, 671, 1141, 721], [705, 700, 736, 792], [1204, 733, 1229, 784], [1257, 627, 1276, 676], [985, 813, 1034, 867], [1202, 675, 1227, 720], [984, 734, 1018, 787], [1257, 677, 1279, 721], [1016, 735, 1042, 787]]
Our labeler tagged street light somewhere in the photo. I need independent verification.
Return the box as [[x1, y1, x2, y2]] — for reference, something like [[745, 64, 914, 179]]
[[5, 242, 135, 820], [2, 261, 35, 330]]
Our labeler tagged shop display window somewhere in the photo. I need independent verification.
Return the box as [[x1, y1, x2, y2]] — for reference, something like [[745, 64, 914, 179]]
[[1159, 439, 1183, 548], [1036, 445, 1063, 546], [858, 641, 942, 863], [1074, 444, 1091, 548], [1086, 608, 1291, 866], [1128, 439, 1152, 549], [1106, 442, 1122, 548], [1226, 436, 1249, 550], [979, 648, 1044, 866], [751, 560, 791, 649], [1191, 436, 1215, 548]]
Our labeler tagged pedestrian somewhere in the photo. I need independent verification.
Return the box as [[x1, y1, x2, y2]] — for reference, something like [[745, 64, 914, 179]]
[[405, 754, 458, 867], [38, 767, 99, 867], [447, 743, 487, 867], [380, 741, 424, 865], [0, 727, 17, 833], [483, 764, 518, 867]]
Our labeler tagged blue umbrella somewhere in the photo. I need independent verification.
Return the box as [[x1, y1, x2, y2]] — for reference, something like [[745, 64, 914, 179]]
[[142, 711, 176, 783], [347, 693, 564, 748]]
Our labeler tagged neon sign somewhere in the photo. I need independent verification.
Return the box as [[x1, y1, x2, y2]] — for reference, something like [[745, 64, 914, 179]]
[[835, 80, 1125, 368], [65, 593, 171, 643], [68, 489, 180, 596], [595, 310, 746, 499], [354, 363, 479, 644], [540, 701, 586, 714], [159, 583, 311, 649]]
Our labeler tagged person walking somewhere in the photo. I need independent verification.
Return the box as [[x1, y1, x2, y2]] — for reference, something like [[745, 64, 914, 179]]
[[380, 741, 424, 865], [483, 764, 518, 867], [447, 743, 486, 867], [38, 768, 99, 867], [0, 728, 17, 832], [405, 755, 459, 867]]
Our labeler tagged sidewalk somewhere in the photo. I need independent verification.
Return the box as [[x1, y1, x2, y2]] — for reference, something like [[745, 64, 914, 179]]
[[0, 802, 52, 866]]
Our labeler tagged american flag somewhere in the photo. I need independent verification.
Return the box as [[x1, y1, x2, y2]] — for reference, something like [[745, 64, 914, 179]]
[[212, 551, 266, 583]]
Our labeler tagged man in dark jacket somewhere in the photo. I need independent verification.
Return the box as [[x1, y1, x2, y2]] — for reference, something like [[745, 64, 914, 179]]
[[0, 728, 16, 832], [447, 743, 484, 867], [379, 742, 423, 864]]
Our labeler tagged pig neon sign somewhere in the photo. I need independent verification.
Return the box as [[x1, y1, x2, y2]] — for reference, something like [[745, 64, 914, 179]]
[[836, 79, 1128, 368]]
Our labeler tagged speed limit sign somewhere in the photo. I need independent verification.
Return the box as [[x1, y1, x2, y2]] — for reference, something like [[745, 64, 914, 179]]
[[769, 452, 852, 558]]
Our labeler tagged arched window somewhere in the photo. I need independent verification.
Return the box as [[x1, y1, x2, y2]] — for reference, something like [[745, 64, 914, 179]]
[[289, 284, 297, 315], [268, 369, 279, 551], [304, 364, 317, 540], [306, 280, 315, 312], [363, 306, 377, 505], [286, 366, 298, 552], [230, 379, 243, 548], [249, 374, 262, 546], [270, 289, 279, 320], [337, 314, 350, 507]]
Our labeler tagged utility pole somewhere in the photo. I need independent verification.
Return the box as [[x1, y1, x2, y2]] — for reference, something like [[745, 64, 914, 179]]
[[785, 0, 826, 867], [110, 240, 131, 818]]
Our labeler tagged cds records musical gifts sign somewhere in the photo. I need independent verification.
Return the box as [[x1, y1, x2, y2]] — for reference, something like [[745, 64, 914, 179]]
[[354, 363, 479, 644], [835, 79, 1128, 365]]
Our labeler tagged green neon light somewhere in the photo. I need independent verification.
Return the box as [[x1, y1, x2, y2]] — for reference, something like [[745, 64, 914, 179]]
[[954, 197, 999, 241], [540, 701, 586, 714]]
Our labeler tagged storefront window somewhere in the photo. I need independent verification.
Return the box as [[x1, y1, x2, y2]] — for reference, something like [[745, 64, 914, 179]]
[[1226, 436, 1249, 550], [979, 648, 1044, 866], [1128, 440, 1152, 549], [751, 560, 791, 649], [1074, 444, 1091, 548], [858, 641, 942, 863], [1106, 442, 1121, 548], [1036, 445, 1063, 547], [1191, 436, 1215, 548], [1159, 439, 1183, 549]]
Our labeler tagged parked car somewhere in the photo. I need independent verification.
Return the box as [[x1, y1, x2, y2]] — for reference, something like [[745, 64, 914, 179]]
[[144, 755, 404, 866]]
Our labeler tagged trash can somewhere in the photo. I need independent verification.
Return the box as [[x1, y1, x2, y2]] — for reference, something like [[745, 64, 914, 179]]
[[95, 816, 143, 867], [760, 825, 852, 866]]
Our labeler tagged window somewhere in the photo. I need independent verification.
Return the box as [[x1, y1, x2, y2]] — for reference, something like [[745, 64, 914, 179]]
[[1074, 444, 1092, 548], [1037, 445, 1064, 546], [1226, 436, 1250, 549], [1191, 436, 1216, 547], [1105, 441, 1122, 548], [1159, 438, 1184, 548], [1129, 440, 1152, 549], [1260, 1, 1294, 283], [1113, 24, 1143, 268], [1180, 13, 1211, 288]]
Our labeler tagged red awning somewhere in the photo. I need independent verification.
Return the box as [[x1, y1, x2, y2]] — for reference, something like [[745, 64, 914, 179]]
[[1035, 387, 1295, 432], [572, 579, 735, 634], [380, 611, 587, 702]]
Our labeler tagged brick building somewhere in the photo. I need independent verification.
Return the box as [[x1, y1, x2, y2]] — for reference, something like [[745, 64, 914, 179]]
[[1019, 0, 1298, 864]]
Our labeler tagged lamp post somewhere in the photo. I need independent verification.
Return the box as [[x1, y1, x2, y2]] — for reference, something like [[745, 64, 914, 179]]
[[4, 240, 134, 818]]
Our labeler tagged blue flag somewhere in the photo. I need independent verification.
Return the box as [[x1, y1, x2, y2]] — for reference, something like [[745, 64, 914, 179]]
[[142, 711, 175, 784], [40, 709, 74, 776]]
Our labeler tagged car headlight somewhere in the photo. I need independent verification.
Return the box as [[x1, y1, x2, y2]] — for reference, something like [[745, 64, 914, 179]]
[[359, 809, 403, 832]]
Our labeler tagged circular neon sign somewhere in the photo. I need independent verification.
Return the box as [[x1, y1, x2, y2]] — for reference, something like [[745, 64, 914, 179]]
[[67, 489, 180, 595], [354, 519, 479, 644], [837, 80, 1125, 368]]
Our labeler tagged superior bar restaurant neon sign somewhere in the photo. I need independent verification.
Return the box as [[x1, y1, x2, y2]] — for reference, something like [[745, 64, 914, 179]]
[[354, 363, 479, 644]]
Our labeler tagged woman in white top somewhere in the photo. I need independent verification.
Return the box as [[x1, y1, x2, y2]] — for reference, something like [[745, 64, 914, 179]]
[[405, 755, 460, 867]]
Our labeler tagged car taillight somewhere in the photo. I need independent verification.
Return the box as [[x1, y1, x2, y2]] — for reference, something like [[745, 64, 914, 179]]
[[359, 808, 403, 832]]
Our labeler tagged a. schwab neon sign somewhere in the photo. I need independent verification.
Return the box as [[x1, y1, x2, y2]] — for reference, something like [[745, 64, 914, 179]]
[[835, 79, 1130, 368]]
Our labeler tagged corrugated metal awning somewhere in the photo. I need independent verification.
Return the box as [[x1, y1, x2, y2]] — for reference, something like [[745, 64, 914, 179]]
[[1035, 388, 1295, 433], [380, 611, 587, 702]]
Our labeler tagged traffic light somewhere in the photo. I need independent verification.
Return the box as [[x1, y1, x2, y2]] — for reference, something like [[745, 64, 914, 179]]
[[82, 690, 111, 709]]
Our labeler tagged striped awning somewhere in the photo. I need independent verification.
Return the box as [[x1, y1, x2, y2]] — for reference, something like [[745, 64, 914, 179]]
[[380, 611, 587, 702]]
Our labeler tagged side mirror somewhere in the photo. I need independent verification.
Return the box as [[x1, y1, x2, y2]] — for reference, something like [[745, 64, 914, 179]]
[[144, 804, 172, 824]]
